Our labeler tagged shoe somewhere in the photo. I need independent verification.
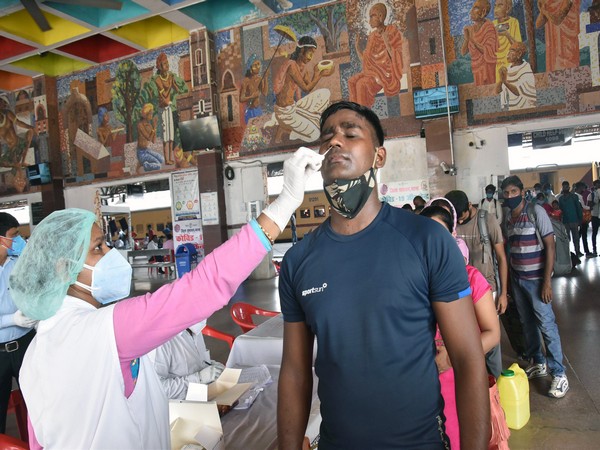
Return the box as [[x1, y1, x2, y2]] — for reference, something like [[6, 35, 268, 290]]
[[525, 362, 548, 379], [576, 252, 584, 257], [586, 252, 595, 258], [548, 375, 569, 398]]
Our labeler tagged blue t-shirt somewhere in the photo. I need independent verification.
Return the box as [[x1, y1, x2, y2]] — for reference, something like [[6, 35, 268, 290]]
[[279, 202, 471, 449]]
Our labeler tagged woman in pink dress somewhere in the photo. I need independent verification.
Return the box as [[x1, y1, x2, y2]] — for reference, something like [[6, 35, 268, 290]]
[[421, 201, 500, 449]]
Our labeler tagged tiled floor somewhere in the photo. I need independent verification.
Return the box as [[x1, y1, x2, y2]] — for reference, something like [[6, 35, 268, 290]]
[[7, 245, 599, 448]]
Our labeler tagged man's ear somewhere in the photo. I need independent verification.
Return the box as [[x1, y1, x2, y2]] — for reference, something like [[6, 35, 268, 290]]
[[375, 146, 386, 169]]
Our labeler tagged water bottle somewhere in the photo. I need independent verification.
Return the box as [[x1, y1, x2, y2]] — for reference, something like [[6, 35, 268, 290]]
[[497, 363, 530, 430]]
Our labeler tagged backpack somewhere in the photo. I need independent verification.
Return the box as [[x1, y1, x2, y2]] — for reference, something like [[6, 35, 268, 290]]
[[480, 198, 500, 220], [517, 203, 572, 276], [477, 209, 501, 290]]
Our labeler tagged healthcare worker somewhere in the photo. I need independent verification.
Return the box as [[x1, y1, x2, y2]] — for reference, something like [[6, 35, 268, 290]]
[[9, 147, 323, 449]]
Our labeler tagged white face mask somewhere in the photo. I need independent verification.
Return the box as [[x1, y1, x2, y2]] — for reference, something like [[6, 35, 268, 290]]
[[75, 248, 132, 304]]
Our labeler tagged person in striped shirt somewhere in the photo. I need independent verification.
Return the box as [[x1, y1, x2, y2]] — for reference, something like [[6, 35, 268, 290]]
[[501, 175, 569, 398]]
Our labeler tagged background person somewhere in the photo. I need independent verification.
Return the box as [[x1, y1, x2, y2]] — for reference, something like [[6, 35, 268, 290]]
[[501, 175, 569, 399], [589, 179, 600, 257], [445, 189, 508, 378], [0, 212, 36, 434], [9, 147, 323, 449], [421, 204, 500, 450], [153, 321, 225, 399]]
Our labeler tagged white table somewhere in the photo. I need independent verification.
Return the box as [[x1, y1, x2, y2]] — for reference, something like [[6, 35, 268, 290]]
[[222, 365, 320, 450], [226, 314, 317, 368]]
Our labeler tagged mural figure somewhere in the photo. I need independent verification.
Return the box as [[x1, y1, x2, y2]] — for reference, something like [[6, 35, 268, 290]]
[[0, 96, 36, 166], [137, 103, 164, 172], [153, 53, 188, 165], [536, 0, 580, 71], [265, 35, 334, 144], [96, 107, 120, 147], [239, 54, 268, 124], [348, 2, 404, 107], [496, 42, 537, 110], [462, 0, 498, 86], [493, 0, 522, 83]]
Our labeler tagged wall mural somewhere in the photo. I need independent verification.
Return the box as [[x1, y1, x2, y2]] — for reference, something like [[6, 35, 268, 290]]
[[56, 42, 193, 184], [0, 90, 45, 195], [445, 0, 600, 127], [218, 0, 425, 160]]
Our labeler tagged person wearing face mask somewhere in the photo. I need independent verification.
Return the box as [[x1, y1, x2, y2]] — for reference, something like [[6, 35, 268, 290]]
[[501, 175, 569, 399], [557, 180, 583, 257], [152, 319, 225, 400], [0, 212, 37, 436], [278, 101, 490, 449], [480, 183, 503, 223], [7, 147, 323, 449]]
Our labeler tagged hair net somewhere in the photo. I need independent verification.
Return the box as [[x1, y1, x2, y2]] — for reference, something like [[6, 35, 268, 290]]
[[9, 208, 96, 320]]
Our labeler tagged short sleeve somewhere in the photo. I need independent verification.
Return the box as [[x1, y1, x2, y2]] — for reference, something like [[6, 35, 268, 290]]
[[428, 230, 472, 303], [534, 204, 554, 238], [279, 250, 306, 323], [467, 265, 492, 303], [486, 213, 504, 246]]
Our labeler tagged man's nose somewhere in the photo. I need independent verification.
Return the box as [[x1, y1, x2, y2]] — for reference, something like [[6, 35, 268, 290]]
[[328, 132, 345, 148]]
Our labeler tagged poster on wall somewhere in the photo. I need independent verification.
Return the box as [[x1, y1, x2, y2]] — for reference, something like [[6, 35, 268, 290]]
[[173, 219, 204, 258], [171, 169, 203, 258], [171, 170, 201, 220], [200, 192, 219, 226], [378, 179, 429, 207]]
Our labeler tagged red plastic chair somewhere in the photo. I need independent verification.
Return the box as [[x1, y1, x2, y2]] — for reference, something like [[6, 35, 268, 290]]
[[0, 433, 28, 450], [7, 390, 27, 443], [202, 325, 235, 349], [230, 302, 279, 333]]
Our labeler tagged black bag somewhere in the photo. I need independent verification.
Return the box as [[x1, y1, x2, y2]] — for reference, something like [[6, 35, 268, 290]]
[[500, 296, 527, 359]]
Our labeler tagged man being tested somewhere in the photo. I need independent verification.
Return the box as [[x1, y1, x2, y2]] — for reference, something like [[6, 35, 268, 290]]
[[277, 101, 490, 449]]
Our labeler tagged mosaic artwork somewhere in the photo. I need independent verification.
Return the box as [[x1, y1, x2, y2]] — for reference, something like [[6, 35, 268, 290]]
[[217, 0, 425, 159], [444, 0, 600, 127], [0, 89, 45, 195], [56, 42, 193, 184]]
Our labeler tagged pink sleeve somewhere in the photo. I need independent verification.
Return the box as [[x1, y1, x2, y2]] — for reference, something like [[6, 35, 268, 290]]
[[28, 416, 42, 450], [114, 223, 267, 361], [467, 265, 492, 304]]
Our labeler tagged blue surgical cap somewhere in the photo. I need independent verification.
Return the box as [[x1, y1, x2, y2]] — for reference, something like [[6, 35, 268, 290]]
[[9, 208, 96, 320]]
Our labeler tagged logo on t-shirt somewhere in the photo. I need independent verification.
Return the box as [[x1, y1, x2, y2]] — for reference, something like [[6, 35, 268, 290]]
[[302, 283, 328, 297]]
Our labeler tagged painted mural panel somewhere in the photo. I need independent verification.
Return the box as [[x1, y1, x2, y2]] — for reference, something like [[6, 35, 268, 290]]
[[0, 90, 44, 195], [217, 0, 423, 160], [56, 42, 194, 184], [445, 0, 600, 127]]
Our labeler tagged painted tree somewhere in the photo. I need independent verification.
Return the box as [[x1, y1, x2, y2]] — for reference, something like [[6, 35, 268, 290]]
[[111, 60, 141, 142], [277, 4, 347, 54]]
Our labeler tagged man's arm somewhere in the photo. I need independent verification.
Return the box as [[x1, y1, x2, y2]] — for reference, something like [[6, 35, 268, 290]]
[[278, 321, 314, 450], [493, 240, 509, 314], [541, 234, 555, 303], [433, 297, 490, 449]]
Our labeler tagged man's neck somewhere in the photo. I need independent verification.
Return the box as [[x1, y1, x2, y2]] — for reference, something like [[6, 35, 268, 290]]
[[330, 197, 382, 236], [0, 252, 7, 267]]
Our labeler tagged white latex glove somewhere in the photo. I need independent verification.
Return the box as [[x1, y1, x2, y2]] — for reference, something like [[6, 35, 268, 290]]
[[13, 310, 38, 329], [263, 146, 324, 231], [188, 361, 225, 384]]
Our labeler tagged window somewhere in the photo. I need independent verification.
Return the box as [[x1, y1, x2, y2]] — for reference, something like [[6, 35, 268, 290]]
[[227, 95, 233, 122], [314, 206, 326, 218], [195, 48, 204, 66], [300, 209, 311, 219], [429, 37, 436, 55]]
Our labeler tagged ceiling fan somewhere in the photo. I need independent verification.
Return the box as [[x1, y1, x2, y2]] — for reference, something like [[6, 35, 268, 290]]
[[21, 0, 123, 32]]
